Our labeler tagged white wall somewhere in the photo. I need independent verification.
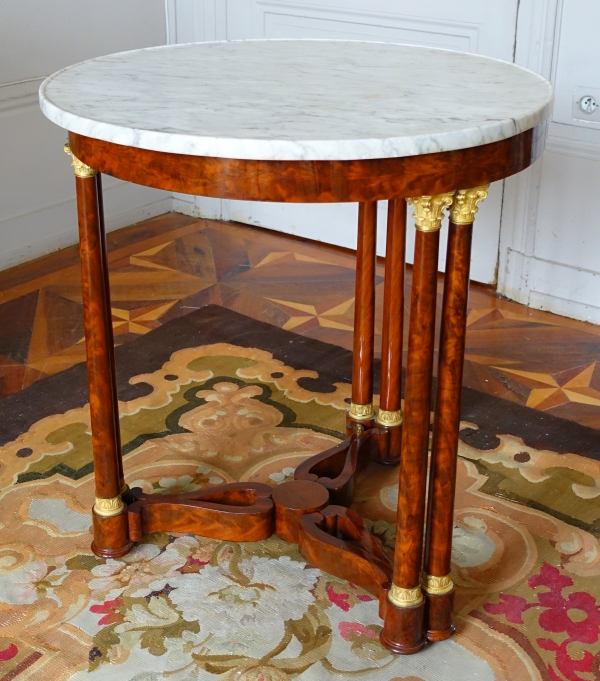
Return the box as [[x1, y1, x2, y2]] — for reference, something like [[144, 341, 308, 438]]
[[0, 1, 170, 270], [170, 0, 600, 323], [498, 0, 600, 323], [4, 0, 598, 324], [168, 0, 521, 285]]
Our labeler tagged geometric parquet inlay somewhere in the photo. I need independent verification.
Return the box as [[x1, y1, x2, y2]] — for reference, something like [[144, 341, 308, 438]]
[[1, 211, 600, 431]]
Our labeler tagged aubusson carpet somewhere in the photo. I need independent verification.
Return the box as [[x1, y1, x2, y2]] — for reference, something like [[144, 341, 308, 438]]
[[1, 305, 600, 681]]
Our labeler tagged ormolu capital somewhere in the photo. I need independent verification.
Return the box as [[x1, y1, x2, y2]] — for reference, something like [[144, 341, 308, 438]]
[[450, 185, 489, 225], [64, 143, 98, 178], [408, 193, 454, 232]]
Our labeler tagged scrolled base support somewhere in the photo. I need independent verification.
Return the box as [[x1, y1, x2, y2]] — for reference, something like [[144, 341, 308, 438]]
[[126, 482, 275, 543], [294, 429, 376, 506], [298, 505, 393, 596]]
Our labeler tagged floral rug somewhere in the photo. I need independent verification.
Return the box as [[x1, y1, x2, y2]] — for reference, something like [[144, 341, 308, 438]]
[[1, 305, 600, 681]]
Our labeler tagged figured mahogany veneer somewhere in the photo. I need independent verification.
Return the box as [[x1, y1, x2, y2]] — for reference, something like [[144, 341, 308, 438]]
[[76, 173, 131, 560], [127, 482, 275, 542], [423, 220, 474, 641], [272, 479, 330, 543], [350, 202, 377, 410], [69, 127, 541, 203], [69, 119, 545, 657], [377, 198, 407, 463], [380, 595, 427, 654], [294, 428, 376, 506], [426, 589, 456, 642], [298, 506, 393, 596], [396, 229, 440, 591]]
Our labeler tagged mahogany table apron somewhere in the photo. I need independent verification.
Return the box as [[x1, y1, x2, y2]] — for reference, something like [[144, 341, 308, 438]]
[[39, 39, 553, 655]]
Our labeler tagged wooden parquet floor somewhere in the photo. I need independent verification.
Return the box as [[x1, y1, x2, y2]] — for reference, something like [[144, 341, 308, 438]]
[[2, 212, 600, 430]]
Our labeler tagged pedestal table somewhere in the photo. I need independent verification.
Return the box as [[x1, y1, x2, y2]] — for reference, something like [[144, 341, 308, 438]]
[[40, 39, 553, 653]]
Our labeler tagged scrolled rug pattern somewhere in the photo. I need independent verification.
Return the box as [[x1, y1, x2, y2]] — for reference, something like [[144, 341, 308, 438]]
[[1, 306, 600, 681]]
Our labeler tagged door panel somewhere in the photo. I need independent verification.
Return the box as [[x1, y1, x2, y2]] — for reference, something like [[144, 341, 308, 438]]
[[222, 0, 520, 283]]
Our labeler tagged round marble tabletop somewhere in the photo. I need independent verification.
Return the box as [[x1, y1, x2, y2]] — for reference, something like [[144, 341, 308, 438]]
[[40, 40, 553, 162]]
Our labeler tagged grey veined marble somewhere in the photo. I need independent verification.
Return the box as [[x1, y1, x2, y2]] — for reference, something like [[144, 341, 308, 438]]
[[40, 40, 553, 161]]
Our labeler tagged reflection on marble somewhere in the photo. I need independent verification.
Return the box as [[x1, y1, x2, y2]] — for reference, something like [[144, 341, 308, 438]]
[[40, 40, 553, 161]]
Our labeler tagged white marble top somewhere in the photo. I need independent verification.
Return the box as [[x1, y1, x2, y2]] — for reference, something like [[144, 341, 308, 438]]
[[40, 40, 553, 162]]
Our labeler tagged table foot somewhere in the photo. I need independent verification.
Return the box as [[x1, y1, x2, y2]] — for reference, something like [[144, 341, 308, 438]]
[[298, 505, 392, 596], [380, 592, 427, 654], [91, 509, 133, 559], [374, 422, 403, 465], [126, 482, 274, 542], [425, 589, 456, 642]]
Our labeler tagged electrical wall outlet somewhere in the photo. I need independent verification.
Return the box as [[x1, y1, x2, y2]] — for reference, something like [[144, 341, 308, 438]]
[[572, 86, 600, 128]]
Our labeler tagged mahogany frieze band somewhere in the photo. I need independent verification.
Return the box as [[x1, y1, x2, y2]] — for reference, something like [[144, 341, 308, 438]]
[[68, 128, 542, 203]]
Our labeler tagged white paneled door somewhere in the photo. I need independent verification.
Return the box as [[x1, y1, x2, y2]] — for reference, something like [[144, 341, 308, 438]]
[[172, 0, 521, 283]]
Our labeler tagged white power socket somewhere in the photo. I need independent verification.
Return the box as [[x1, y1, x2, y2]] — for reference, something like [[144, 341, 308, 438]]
[[572, 85, 600, 128]]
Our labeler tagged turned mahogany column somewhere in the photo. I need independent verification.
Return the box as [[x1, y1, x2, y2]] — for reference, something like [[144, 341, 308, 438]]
[[95, 172, 128, 500], [423, 186, 489, 640], [65, 145, 131, 558], [347, 202, 377, 435], [376, 199, 407, 463], [380, 193, 454, 654]]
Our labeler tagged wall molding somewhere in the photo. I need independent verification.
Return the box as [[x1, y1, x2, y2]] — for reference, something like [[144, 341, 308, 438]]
[[498, 0, 600, 324], [0, 76, 171, 272], [0, 78, 43, 114], [254, 0, 480, 51], [0, 3, 170, 274], [173, 0, 591, 293], [497, 0, 561, 300], [166, 0, 226, 43], [545, 135, 600, 162], [168, 0, 484, 228]]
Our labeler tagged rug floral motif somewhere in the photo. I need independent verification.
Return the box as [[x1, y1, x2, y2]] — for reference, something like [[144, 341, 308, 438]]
[[1, 343, 600, 680]]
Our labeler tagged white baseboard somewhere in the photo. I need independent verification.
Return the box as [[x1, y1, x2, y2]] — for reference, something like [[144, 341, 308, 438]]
[[528, 290, 600, 324], [0, 194, 173, 272], [502, 249, 600, 324], [104, 195, 174, 238], [172, 193, 225, 220]]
